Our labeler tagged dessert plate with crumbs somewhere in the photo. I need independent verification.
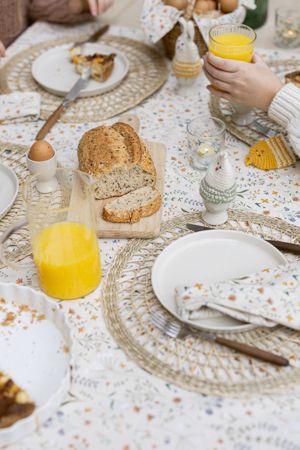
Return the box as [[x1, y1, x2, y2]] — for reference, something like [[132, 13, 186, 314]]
[[0, 282, 73, 446], [32, 43, 129, 97]]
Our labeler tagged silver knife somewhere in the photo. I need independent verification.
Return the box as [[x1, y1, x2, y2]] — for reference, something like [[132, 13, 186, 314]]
[[36, 68, 91, 140], [186, 223, 300, 255], [72, 24, 109, 50]]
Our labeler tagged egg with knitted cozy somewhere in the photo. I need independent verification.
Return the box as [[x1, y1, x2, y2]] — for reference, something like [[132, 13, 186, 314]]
[[200, 151, 237, 225]]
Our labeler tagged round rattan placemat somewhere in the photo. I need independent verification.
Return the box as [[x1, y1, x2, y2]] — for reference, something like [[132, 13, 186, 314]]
[[0, 35, 168, 123], [0, 141, 31, 269], [102, 210, 300, 397], [209, 59, 300, 146]]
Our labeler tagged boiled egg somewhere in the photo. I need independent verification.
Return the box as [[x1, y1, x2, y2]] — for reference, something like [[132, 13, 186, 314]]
[[28, 140, 55, 161], [220, 0, 238, 13], [164, 0, 188, 10]]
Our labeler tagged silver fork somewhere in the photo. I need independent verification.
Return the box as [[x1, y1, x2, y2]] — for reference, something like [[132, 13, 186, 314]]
[[151, 311, 289, 367]]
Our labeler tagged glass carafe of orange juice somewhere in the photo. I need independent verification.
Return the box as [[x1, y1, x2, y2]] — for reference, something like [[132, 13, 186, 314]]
[[208, 24, 256, 125], [0, 168, 101, 300]]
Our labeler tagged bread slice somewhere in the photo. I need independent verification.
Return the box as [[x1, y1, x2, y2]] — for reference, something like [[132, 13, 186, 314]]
[[103, 186, 161, 223], [78, 123, 156, 199]]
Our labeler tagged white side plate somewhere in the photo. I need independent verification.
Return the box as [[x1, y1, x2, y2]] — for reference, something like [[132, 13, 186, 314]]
[[151, 230, 287, 333], [0, 163, 19, 220], [31, 43, 129, 97], [0, 283, 73, 447]]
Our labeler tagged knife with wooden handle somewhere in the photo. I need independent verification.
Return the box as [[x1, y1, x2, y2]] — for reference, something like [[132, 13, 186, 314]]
[[36, 25, 110, 140], [198, 331, 289, 366], [186, 223, 300, 255], [36, 68, 91, 140]]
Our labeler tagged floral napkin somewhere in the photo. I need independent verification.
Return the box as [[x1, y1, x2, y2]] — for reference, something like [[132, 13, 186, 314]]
[[0, 92, 41, 124], [140, 0, 254, 44], [175, 262, 300, 330]]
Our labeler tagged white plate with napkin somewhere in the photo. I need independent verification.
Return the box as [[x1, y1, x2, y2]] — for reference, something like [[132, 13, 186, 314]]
[[152, 230, 286, 333]]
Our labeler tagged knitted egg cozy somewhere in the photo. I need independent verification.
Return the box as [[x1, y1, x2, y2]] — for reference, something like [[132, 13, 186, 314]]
[[200, 178, 237, 204]]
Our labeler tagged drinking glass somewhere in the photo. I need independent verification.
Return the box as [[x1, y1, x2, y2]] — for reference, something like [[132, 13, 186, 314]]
[[275, 7, 300, 49], [208, 24, 257, 126], [187, 116, 226, 171], [0, 168, 101, 300]]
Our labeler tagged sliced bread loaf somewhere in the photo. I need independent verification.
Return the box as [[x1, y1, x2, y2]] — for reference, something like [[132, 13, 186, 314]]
[[102, 186, 161, 223], [77, 122, 156, 199]]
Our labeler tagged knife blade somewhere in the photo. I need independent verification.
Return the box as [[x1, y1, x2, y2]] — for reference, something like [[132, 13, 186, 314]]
[[72, 24, 109, 49], [35, 68, 91, 140], [186, 223, 300, 255]]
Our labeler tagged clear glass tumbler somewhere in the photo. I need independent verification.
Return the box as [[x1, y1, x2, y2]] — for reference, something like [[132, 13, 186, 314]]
[[275, 7, 300, 49], [187, 116, 226, 171], [208, 24, 256, 125], [0, 168, 101, 300]]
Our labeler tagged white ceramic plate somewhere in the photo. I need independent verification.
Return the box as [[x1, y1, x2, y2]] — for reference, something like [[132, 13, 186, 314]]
[[152, 230, 287, 333], [0, 163, 19, 220], [0, 283, 73, 447], [31, 43, 129, 97]]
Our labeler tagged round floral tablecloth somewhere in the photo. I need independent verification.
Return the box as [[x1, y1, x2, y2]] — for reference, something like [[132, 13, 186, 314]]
[[1, 21, 300, 450]]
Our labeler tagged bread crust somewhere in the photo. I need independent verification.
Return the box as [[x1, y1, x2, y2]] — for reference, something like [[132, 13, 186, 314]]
[[78, 123, 156, 199], [77, 123, 155, 176], [112, 122, 142, 163], [102, 188, 161, 223]]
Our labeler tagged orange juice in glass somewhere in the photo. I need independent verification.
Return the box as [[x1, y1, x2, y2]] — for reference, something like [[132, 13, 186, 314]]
[[0, 168, 101, 300], [208, 24, 256, 125]]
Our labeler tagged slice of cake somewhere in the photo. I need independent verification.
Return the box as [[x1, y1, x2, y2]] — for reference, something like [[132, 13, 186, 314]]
[[0, 371, 35, 428], [70, 47, 115, 82]]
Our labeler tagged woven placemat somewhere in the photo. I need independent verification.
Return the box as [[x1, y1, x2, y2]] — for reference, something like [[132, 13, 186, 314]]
[[209, 59, 300, 146], [102, 210, 300, 397], [0, 35, 168, 123], [0, 141, 31, 269]]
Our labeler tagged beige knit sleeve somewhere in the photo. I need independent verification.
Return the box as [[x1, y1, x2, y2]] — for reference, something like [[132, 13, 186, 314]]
[[0, 0, 28, 47], [268, 83, 300, 158], [28, 0, 93, 24]]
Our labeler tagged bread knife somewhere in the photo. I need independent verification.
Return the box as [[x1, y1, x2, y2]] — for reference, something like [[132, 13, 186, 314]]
[[186, 223, 300, 255], [36, 68, 91, 140]]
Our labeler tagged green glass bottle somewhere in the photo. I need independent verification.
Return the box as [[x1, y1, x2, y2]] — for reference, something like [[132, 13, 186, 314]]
[[243, 0, 268, 29]]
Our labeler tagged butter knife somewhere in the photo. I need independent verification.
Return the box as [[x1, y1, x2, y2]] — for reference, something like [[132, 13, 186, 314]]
[[72, 24, 110, 50], [186, 223, 300, 255], [36, 68, 91, 140]]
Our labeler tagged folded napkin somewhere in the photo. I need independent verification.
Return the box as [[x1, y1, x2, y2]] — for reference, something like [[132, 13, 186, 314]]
[[140, 0, 253, 44], [0, 92, 41, 124], [175, 262, 300, 330]]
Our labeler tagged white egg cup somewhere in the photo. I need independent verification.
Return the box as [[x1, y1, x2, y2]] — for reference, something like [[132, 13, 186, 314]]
[[231, 101, 254, 126], [26, 150, 58, 194], [202, 201, 230, 226]]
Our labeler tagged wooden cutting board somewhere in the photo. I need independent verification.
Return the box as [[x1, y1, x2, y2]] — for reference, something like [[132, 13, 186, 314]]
[[95, 116, 166, 239]]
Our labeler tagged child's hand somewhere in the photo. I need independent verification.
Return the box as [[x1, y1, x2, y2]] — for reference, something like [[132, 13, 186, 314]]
[[86, 0, 114, 16], [0, 41, 5, 58], [70, 0, 114, 15], [203, 52, 283, 111]]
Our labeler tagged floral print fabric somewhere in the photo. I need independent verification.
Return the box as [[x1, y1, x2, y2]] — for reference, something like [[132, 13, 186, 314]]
[[176, 262, 300, 329], [0, 92, 40, 123]]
